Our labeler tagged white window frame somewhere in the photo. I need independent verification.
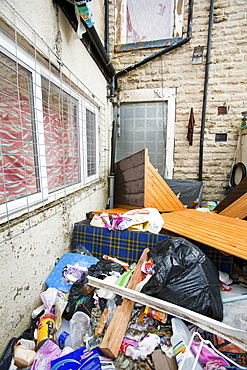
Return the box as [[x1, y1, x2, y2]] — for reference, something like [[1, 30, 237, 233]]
[[0, 31, 100, 222], [82, 99, 99, 184]]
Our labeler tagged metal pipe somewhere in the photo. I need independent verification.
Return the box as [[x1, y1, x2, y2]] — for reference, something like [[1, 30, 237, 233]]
[[198, 0, 214, 182], [110, 120, 117, 175], [109, 120, 117, 208], [115, 0, 194, 80]]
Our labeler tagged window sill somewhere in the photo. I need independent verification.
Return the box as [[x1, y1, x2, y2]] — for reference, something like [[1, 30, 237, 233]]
[[115, 37, 183, 52]]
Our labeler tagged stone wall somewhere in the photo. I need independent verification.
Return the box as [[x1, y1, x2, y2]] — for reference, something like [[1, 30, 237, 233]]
[[109, 0, 247, 203]]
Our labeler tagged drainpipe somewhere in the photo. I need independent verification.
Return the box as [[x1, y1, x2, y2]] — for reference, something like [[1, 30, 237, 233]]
[[115, 0, 194, 81], [199, 0, 214, 181], [109, 120, 117, 209]]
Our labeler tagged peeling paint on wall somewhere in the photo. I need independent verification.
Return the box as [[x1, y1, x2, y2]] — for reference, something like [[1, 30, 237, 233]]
[[54, 3, 62, 60], [177, 0, 183, 15]]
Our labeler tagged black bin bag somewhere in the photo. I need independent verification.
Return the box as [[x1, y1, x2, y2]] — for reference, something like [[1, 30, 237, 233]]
[[141, 237, 223, 321]]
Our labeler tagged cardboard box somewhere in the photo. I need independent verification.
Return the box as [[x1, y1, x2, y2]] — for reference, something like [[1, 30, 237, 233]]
[[51, 346, 102, 370], [151, 349, 178, 370]]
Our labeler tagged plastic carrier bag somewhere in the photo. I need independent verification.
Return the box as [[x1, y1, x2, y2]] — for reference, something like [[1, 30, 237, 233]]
[[141, 237, 223, 321]]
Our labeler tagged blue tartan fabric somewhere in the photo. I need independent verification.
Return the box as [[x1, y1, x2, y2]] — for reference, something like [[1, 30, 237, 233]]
[[72, 220, 167, 264], [189, 240, 234, 274], [72, 220, 234, 273]]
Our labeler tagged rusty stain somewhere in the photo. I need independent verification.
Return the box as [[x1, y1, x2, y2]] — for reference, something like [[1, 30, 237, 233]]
[[116, 0, 122, 45], [177, 0, 183, 15], [0, 180, 103, 234]]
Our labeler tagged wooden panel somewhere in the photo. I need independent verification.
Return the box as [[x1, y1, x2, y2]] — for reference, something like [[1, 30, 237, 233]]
[[92, 207, 182, 216], [92, 207, 142, 216], [161, 210, 247, 260], [145, 161, 185, 211], [99, 248, 149, 359], [114, 148, 185, 211], [219, 192, 247, 219], [114, 149, 146, 207], [214, 177, 247, 213]]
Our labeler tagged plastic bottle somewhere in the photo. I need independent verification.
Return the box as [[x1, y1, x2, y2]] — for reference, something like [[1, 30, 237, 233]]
[[171, 317, 203, 370], [55, 319, 72, 349], [69, 311, 91, 349]]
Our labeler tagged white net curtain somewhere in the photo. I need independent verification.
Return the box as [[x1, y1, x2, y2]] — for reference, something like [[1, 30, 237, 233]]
[[126, 0, 173, 43]]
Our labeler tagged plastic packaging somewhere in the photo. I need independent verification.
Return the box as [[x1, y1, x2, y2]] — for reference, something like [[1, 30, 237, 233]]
[[75, 0, 94, 28], [31, 339, 61, 370], [171, 318, 203, 370], [62, 273, 89, 320], [31, 304, 45, 319], [55, 319, 72, 349], [119, 208, 164, 234], [126, 333, 160, 360], [69, 311, 91, 350], [14, 339, 36, 368]]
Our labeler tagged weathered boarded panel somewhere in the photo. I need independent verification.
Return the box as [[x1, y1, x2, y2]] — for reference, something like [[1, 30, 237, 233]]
[[219, 192, 247, 219], [114, 149, 146, 207], [114, 149, 185, 211], [214, 177, 247, 213]]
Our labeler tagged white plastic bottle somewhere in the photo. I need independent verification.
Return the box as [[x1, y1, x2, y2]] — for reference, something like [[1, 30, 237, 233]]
[[171, 317, 203, 370]]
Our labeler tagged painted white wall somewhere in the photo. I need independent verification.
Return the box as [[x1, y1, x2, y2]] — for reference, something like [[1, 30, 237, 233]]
[[0, 0, 112, 356], [0, 184, 107, 354]]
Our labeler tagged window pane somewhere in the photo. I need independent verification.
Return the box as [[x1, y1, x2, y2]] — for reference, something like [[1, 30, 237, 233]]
[[0, 52, 38, 204], [126, 0, 173, 43], [41, 77, 80, 192], [115, 102, 167, 177], [86, 109, 96, 177]]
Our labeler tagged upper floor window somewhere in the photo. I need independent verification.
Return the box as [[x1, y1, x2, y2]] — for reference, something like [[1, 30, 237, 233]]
[[115, 0, 184, 51], [0, 32, 100, 222]]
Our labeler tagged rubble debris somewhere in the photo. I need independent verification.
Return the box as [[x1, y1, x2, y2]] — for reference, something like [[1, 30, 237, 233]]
[[1, 242, 247, 370]]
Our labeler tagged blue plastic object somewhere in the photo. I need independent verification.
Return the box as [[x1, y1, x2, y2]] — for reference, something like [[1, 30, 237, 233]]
[[45, 253, 98, 292]]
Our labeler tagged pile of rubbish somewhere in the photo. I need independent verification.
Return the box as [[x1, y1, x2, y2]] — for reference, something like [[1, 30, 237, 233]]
[[90, 208, 164, 234], [1, 239, 247, 370]]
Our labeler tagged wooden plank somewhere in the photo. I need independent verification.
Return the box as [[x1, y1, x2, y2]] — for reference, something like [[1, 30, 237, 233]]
[[92, 207, 180, 216], [161, 211, 247, 246], [161, 210, 247, 259], [171, 209, 247, 233], [88, 275, 247, 352], [214, 177, 247, 213], [219, 192, 247, 219], [145, 161, 185, 210], [99, 248, 149, 359], [92, 208, 133, 216]]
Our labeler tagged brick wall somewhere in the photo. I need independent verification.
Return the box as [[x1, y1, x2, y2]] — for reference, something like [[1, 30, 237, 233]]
[[109, 0, 247, 203]]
